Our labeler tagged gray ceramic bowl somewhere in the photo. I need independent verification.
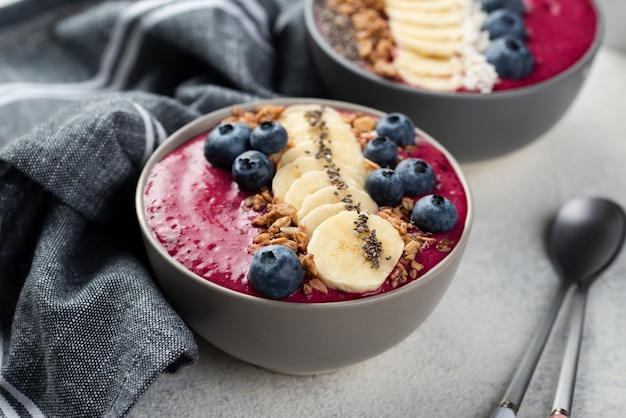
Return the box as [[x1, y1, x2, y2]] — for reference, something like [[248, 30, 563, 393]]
[[136, 98, 473, 375], [304, 0, 605, 162]]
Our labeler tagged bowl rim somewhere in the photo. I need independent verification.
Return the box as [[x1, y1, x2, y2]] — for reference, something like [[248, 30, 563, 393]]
[[303, 0, 605, 100], [135, 97, 474, 311]]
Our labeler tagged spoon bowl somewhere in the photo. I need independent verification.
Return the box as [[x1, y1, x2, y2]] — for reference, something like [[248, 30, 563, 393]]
[[550, 197, 626, 285]]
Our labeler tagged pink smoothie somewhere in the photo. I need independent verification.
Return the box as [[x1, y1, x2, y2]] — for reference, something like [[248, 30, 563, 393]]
[[494, 0, 598, 91], [144, 113, 468, 303]]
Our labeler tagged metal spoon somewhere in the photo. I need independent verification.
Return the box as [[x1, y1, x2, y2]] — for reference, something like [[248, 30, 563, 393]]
[[491, 197, 626, 418], [548, 197, 625, 417]]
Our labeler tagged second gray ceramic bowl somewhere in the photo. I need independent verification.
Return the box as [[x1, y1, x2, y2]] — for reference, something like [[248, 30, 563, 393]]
[[304, 0, 605, 162]]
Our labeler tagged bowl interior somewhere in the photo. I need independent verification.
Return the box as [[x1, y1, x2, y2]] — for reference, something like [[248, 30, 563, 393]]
[[137, 97, 473, 306], [136, 97, 474, 373]]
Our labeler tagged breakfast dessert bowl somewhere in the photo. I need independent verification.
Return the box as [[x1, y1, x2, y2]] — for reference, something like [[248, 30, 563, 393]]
[[136, 98, 473, 374], [304, 0, 605, 162]]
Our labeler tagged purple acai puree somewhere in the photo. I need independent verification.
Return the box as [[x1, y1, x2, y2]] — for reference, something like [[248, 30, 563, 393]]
[[144, 111, 468, 303], [316, 0, 598, 92]]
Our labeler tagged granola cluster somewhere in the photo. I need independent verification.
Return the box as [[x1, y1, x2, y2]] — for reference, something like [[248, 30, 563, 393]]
[[378, 200, 437, 288], [221, 104, 286, 129]]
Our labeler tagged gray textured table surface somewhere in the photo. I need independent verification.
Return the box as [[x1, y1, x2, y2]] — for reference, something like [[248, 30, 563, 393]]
[[129, 46, 626, 418]]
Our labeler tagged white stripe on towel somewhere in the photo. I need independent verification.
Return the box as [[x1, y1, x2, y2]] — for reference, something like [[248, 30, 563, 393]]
[[0, 328, 45, 418], [132, 102, 167, 166]]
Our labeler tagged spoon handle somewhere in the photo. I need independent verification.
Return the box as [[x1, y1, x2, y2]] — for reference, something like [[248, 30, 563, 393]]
[[490, 283, 573, 417], [549, 285, 588, 417]]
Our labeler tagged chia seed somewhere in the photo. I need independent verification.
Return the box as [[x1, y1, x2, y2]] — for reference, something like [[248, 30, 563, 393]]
[[304, 105, 384, 268], [314, 1, 363, 64]]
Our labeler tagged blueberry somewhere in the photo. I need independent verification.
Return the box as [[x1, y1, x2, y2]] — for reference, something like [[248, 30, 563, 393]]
[[483, 9, 527, 40], [248, 245, 304, 299], [363, 136, 399, 167], [395, 158, 436, 196], [411, 194, 458, 233], [250, 121, 288, 155], [204, 122, 251, 169], [232, 150, 274, 191], [375, 113, 416, 147], [365, 168, 405, 207], [485, 36, 534, 79], [478, 0, 525, 14]]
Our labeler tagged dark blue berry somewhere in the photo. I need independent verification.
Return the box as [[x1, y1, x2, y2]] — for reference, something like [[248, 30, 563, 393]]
[[485, 36, 534, 79], [375, 113, 416, 147], [479, 0, 525, 14], [365, 168, 405, 207], [204, 122, 251, 169], [395, 158, 436, 196], [411, 194, 458, 233], [363, 136, 399, 167], [249, 245, 304, 299], [483, 9, 527, 40], [232, 150, 274, 191], [250, 121, 289, 155]]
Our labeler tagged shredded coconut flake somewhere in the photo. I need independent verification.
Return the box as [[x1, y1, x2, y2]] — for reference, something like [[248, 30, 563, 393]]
[[458, 1, 499, 92]]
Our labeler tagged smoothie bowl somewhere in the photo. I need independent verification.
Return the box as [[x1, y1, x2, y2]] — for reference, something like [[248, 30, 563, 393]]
[[305, 0, 604, 162], [136, 98, 473, 374]]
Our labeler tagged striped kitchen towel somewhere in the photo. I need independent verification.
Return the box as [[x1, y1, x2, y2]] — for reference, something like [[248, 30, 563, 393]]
[[0, 0, 322, 417]]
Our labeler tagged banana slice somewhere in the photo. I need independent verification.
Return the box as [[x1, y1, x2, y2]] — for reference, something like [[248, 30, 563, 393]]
[[284, 122, 360, 147], [393, 49, 463, 91], [278, 105, 347, 130], [277, 144, 369, 179], [394, 48, 462, 77], [395, 69, 462, 92], [388, 20, 464, 42], [392, 27, 462, 58], [279, 104, 344, 120], [299, 202, 350, 239], [278, 139, 363, 168], [385, 7, 465, 27], [297, 185, 378, 221], [384, 0, 461, 11], [272, 156, 365, 199], [284, 170, 364, 211], [307, 211, 404, 293]]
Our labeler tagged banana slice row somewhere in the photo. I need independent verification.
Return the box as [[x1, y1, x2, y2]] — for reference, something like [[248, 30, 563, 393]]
[[272, 105, 403, 293], [384, 0, 497, 92], [273, 104, 368, 202]]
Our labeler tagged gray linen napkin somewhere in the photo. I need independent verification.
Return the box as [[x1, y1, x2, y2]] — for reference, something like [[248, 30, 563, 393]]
[[0, 0, 323, 416]]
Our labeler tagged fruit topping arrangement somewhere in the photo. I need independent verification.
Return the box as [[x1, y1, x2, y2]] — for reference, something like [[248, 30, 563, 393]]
[[315, 0, 597, 92], [145, 104, 467, 303]]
